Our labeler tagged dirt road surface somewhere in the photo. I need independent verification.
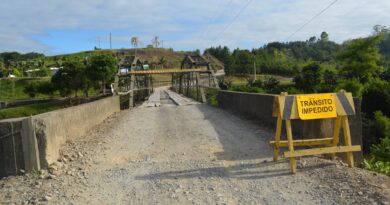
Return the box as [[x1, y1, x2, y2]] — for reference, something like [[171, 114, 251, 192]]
[[0, 89, 389, 204]]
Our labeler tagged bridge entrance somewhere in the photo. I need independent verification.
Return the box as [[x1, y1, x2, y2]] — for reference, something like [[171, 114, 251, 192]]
[[114, 68, 219, 109]]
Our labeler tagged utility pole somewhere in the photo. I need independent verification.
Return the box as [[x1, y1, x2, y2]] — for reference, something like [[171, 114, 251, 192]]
[[110, 32, 112, 49], [253, 60, 256, 81], [98, 37, 101, 49]]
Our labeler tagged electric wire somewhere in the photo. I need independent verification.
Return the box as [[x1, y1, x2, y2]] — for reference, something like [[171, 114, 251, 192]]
[[285, 0, 338, 41], [211, 0, 254, 42]]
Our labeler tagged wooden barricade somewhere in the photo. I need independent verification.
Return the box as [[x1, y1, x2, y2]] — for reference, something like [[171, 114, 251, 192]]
[[270, 91, 361, 174]]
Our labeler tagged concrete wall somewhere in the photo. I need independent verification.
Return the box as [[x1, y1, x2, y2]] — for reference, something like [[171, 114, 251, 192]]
[[0, 96, 120, 177], [0, 118, 24, 177], [34, 96, 120, 167], [217, 90, 363, 164]]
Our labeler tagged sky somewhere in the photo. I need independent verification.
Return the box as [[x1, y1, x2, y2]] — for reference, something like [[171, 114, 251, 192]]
[[0, 0, 389, 55]]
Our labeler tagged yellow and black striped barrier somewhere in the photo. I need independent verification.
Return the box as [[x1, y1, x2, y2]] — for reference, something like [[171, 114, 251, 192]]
[[270, 90, 361, 174]]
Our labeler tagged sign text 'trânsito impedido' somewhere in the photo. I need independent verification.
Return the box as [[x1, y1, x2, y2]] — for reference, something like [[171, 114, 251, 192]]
[[296, 94, 337, 120]]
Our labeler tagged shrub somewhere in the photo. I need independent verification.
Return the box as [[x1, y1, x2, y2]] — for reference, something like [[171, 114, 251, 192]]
[[23, 83, 38, 98], [246, 79, 263, 88], [263, 76, 280, 94], [218, 78, 233, 90], [206, 89, 218, 106], [363, 159, 390, 176], [361, 79, 390, 118], [230, 85, 265, 93], [36, 81, 55, 97], [363, 112, 390, 176]]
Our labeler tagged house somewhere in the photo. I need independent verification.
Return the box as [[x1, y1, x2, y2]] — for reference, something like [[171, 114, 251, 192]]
[[24, 67, 61, 77], [181, 54, 210, 69], [119, 56, 144, 74]]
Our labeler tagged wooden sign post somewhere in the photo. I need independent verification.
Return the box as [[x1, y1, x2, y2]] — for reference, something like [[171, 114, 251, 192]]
[[270, 91, 361, 174]]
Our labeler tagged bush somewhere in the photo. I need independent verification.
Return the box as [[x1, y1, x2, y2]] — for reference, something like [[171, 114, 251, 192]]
[[246, 79, 263, 88], [361, 79, 390, 118], [206, 89, 218, 106], [230, 85, 265, 93], [363, 159, 390, 176], [36, 81, 55, 97], [363, 111, 390, 153], [218, 78, 233, 90], [263, 76, 280, 94], [23, 83, 38, 98], [363, 112, 390, 176]]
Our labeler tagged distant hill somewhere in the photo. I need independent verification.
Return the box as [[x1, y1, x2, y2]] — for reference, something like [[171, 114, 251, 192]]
[[47, 48, 188, 68]]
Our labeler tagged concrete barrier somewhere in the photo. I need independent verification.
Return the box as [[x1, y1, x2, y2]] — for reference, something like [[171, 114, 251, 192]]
[[33, 96, 120, 167], [217, 90, 363, 164], [0, 96, 120, 176]]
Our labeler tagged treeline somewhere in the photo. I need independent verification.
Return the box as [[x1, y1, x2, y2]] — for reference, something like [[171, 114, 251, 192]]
[[205, 29, 390, 77], [210, 27, 390, 175], [0, 52, 46, 77]]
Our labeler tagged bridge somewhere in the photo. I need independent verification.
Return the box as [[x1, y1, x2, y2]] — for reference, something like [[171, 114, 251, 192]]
[[0, 69, 388, 204]]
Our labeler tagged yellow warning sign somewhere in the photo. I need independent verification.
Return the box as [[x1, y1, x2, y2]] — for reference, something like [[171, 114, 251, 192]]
[[296, 94, 337, 120]]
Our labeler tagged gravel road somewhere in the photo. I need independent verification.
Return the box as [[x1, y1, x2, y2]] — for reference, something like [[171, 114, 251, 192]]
[[0, 89, 389, 205]]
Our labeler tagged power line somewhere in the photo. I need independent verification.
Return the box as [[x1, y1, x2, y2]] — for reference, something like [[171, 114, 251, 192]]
[[285, 0, 338, 41], [199, 0, 234, 48], [202, 0, 234, 38], [212, 0, 254, 42]]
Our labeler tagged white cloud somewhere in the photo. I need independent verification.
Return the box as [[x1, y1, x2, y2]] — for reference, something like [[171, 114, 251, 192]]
[[0, 0, 389, 54]]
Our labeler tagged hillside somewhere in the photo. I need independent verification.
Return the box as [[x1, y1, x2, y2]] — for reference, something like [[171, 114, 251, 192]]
[[46, 48, 187, 68]]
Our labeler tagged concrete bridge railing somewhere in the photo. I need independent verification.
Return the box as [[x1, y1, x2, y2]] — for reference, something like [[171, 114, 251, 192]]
[[0, 96, 120, 177]]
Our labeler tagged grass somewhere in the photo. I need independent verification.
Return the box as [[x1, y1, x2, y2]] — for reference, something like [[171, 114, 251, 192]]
[[0, 78, 52, 101], [0, 102, 64, 120], [0, 77, 103, 101], [224, 74, 293, 86]]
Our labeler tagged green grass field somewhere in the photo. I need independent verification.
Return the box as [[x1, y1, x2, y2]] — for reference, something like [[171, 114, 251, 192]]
[[0, 78, 52, 101]]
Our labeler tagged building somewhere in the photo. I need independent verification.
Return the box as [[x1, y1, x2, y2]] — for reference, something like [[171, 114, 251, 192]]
[[181, 54, 210, 69]]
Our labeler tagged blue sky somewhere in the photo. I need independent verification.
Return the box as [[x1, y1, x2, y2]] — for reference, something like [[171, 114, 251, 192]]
[[0, 0, 389, 55]]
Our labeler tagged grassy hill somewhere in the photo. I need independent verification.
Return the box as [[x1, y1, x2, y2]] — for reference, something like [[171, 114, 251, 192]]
[[46, 48, 187, 68]]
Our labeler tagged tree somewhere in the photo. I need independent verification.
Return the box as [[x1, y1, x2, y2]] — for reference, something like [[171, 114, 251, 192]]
[[320, 31, 329, 42], [52, 59, 87, 97], [338, 34, 384, 83], [294, 62, 322, 92], [86, 54, 117, 94], [159, 57, 167, 69]]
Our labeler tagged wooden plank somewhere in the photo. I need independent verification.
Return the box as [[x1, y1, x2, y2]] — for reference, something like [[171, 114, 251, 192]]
[[284, 145, 361, 158], [270, 138, 334, 147], [273, 115, 282, 161], [21, 117, 40, 172], [285, 120, 297, 173], [342, 116, 355, 167]]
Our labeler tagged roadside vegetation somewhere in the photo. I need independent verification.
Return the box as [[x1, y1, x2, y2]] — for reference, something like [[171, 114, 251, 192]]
[[0, 53, 117, 119], [207, 26, 390, 176]]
